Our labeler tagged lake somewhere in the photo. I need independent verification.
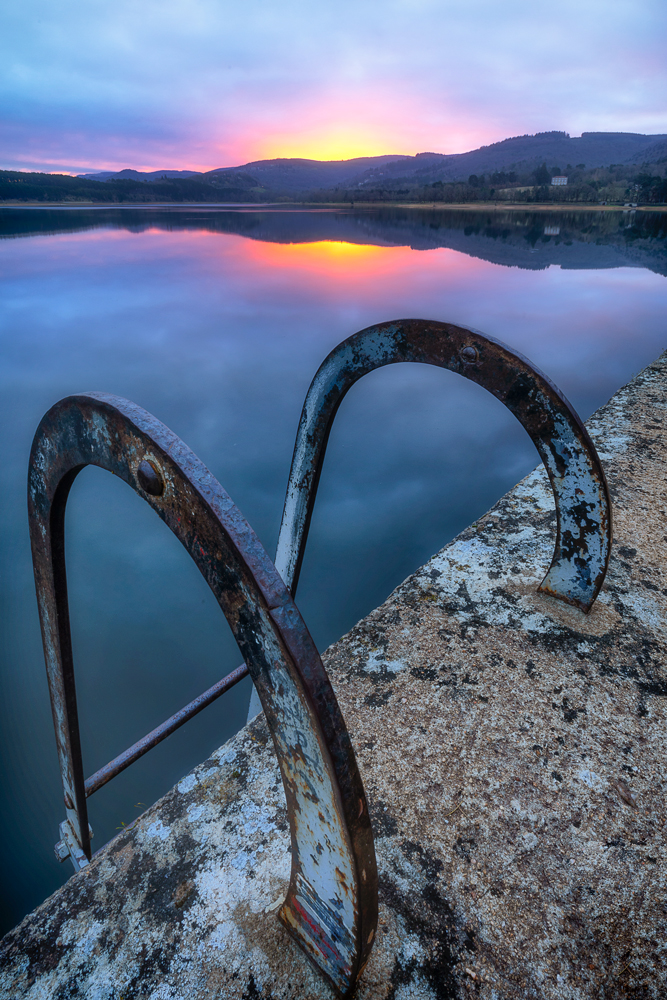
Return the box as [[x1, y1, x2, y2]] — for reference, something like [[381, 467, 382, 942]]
[[1, 204, 665, 933]]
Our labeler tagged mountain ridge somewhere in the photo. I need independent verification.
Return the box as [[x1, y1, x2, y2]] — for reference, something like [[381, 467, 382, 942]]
[[78, 131, 667, 192]]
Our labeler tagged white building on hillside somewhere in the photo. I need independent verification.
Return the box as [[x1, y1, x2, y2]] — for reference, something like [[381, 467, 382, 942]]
[[551, 175, 568, 186]]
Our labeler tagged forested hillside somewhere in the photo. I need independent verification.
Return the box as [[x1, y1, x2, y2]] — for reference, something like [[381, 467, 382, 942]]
[[0, 170, 265, 203], [2, 132, 666, 204]]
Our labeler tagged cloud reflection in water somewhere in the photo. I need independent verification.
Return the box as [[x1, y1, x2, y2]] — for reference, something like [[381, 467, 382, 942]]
[[0, 208, 665, 931]]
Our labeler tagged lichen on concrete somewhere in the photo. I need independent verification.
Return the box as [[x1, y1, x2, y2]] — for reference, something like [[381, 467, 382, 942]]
[[2, 353, 666, 999]]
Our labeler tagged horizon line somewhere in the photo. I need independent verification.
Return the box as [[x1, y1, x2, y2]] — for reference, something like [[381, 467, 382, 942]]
[[4, 128, 667, 178]]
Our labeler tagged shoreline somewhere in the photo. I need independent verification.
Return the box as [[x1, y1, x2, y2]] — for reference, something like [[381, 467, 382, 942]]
[[1, 200, 665, 212], [389, 201, 667, 213]]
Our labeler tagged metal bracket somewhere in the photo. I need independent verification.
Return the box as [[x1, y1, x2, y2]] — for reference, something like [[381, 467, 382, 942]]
[[54, 819, 91, 871], [28, 392, 377, 997], [275, 319, 612, 610]]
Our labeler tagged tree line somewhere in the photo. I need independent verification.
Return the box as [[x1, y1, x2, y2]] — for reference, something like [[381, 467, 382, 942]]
[[2, 162, 666, 206], [0, 170, 265, 204], [305, 162, 667, 206]]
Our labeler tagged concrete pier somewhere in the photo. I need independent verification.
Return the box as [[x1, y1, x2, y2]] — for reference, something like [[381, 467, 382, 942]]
[[1, 352, 666, 999]]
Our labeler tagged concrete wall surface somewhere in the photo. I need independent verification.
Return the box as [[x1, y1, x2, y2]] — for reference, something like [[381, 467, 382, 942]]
[[1, 352, 666, 1000]]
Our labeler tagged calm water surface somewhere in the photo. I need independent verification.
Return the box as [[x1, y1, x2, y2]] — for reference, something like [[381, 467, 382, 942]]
[[1, 206, 665, 931]]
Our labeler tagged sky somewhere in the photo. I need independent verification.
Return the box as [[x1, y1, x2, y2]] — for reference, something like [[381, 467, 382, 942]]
[[1, 0, 666, 174]]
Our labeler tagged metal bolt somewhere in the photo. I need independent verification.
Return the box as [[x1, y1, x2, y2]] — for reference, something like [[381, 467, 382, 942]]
[[137, 459, 164, 497], [54, 839, 70, 863], [460, 345, 478, 363]]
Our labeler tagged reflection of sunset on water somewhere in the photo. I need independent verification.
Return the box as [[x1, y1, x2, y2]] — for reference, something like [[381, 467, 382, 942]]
[[8, 224, 665, 384], [119, 227, 483, 288], [248, 238, 408, 275], [243, 237, 478, 283]]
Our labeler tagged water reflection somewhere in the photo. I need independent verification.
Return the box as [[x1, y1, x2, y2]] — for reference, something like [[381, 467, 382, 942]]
[[2, 205, 666, 274], [0, 207, 665, 932]]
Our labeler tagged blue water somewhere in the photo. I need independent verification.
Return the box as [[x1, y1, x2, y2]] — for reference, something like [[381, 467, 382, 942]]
[[1, 205, 665, 933]]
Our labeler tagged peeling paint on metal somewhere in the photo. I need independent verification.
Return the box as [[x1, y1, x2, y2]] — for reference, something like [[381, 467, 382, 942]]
[[274, 320, 611, 615], [26, 392, 377, 996]]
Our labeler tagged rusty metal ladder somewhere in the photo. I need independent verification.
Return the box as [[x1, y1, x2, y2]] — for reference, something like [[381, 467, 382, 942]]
[[27, 319, 611, 998], [28, 392, 377, 995], [248, 318, 612, 717]]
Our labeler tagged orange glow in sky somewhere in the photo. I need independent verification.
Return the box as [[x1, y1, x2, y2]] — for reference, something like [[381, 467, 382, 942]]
[[246, 127, 405, 163], [223, 98, 489, 167], [3, 0, 666, 178]]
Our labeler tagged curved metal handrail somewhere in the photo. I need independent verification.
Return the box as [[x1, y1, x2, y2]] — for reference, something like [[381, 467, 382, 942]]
[[28, 392, 377, 998], [275, 319, 612, 612]]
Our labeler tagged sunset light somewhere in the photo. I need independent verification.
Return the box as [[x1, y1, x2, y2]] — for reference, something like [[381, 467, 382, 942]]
[[247, 126, 408, 164], [231, 106, 493, 170], [2, 0, 667, 991], [2, 1, 665, 174], [248, 238, 399, 271]]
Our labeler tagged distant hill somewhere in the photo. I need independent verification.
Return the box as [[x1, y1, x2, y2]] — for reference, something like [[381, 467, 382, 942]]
[[0, 169, 264, 203], [77, 155, 414, 191], [204, 154, 413, 193], [2, 132, 665, 205], [339, 131, 667, 190], [78, 168, 202, 182], [82, 132, 667, 193]]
